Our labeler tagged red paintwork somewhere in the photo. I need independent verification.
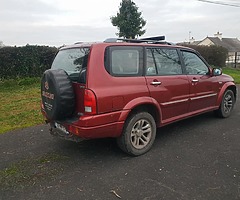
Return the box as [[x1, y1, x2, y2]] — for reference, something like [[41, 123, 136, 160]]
[[72, 83, 85, 114], [145, 75, 190, 121], [42, 42, 237, 139], [216, 74, 235, 106]]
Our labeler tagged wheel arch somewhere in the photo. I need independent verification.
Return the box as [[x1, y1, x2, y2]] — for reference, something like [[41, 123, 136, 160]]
[[217, 82, 237, 106], [118, 97, 162, 127]]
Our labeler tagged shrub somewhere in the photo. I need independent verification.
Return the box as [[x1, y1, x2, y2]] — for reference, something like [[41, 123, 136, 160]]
[[180, 44, 228, 68], [0, 45, 57, 79]]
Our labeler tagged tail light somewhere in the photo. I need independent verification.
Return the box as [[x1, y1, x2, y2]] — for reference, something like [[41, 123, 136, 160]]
[[84, 89, 97, 115]]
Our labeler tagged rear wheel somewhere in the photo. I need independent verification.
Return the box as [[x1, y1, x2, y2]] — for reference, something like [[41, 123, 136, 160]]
[[117, 112, 156, 156], [215, 89, 235, 118]]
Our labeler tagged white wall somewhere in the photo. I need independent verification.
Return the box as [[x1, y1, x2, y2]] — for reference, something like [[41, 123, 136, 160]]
[[198, 38, 214, 46]]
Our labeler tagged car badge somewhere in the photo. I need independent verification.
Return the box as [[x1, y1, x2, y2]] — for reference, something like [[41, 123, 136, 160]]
[[45, 81, 49, 90]]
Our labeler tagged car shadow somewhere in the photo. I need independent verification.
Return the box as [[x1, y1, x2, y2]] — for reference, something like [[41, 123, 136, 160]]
[[155, 111, 216, 139], [51, 111, 217, 161]]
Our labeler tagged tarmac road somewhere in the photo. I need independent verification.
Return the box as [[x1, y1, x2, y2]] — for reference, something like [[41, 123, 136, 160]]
[[1, 86, 239, 200]]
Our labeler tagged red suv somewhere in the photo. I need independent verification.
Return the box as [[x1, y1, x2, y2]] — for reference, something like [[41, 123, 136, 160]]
[[41, 37, 237, 156]]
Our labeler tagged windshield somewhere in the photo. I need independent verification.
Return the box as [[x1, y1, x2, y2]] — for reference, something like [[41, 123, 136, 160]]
[[51, 48, 90, 81]]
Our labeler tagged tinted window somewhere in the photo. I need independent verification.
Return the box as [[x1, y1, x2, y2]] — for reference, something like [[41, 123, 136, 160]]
[[181, 51, 209, 75], [146, 48, 182, 75], [106, 46, 143, 76], [52, 48, 90, 81]]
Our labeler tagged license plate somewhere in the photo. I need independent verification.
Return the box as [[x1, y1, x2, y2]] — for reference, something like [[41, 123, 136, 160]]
[[55, 122, 69, 134]]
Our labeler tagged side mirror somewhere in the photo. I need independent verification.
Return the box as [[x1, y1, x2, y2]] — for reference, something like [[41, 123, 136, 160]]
[[212, 68, 222, 76]]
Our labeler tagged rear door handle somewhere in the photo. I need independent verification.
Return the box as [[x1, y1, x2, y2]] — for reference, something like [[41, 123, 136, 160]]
[[151, 81, 161, 85]]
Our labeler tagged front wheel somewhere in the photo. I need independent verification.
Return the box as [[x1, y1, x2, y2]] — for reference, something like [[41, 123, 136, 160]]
[[117, 112, 156, 156], [215, 89, 235, 118]]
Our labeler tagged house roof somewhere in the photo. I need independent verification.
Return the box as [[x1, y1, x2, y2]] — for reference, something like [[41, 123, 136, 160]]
[[207, 37, 240, 52], [191, 41, 201, 45], [177, 41, 201, 46]]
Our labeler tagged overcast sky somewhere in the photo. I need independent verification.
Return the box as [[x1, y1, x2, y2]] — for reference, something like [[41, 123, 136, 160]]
[[0, 0, 240, 46]]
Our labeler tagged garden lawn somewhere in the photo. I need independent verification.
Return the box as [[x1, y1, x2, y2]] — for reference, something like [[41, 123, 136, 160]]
[[0, 78, 44, 134], [222, 67, 240, 84]]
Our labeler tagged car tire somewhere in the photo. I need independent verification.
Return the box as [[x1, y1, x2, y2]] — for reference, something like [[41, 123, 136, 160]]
[[41, 69, 75, 120], [215, 89, 235, 118], [117, 112, 156, 156]]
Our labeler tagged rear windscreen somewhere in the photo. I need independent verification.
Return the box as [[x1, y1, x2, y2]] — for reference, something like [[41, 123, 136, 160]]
[[51, 48, 90, 82]]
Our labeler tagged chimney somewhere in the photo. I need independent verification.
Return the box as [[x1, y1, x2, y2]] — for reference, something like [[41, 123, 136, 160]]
[[189, 37, 195, 44], [214, 31, 222, 40]]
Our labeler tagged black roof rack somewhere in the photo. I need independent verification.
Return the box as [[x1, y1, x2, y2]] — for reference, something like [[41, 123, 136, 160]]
[[141, 36, 165, 41], [74, 42, 83, 44], [104, 36, 174, 45]]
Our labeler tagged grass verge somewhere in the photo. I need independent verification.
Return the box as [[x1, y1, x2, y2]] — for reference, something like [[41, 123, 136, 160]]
[[222, 67, 240, 84], [0, 77, 44, 134]]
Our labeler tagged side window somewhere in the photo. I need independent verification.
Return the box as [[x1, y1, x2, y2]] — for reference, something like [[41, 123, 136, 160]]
[[146, 48, 182, 75], [181, 51, 209, 75], [146, 49, 157, 75], [105, 46, 143, 76]]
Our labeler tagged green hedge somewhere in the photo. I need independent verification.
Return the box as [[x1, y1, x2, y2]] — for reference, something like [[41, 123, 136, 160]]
[[181, 44, 228, 68], [0, 44, 228, 79], [0, 45, 57, 79]]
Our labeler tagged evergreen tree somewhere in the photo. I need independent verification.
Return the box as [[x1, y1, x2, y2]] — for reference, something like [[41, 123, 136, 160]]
[[0, 41, 4, 48], [110, 0, 146, 39]]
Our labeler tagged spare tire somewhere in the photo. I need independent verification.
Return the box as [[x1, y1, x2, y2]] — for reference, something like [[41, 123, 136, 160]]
[[41, 69, 75, 120]]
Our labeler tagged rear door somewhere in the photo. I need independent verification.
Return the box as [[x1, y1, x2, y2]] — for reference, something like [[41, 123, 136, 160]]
[[180, 50, 219, 113], [145, 47, 190, 124], [51, 47, 90, 115]]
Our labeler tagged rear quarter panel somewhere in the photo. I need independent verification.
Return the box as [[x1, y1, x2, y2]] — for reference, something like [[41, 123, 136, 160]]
[[86, 44, 150, 114]]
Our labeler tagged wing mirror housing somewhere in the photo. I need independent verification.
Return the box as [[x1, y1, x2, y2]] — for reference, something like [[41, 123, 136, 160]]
[[212, 68, 222, 76]]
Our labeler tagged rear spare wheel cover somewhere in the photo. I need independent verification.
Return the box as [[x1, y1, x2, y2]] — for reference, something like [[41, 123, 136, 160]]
[[41, 69, 75, 120]]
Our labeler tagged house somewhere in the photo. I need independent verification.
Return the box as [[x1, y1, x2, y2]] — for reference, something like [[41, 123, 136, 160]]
[[197, 32, 240, 67]]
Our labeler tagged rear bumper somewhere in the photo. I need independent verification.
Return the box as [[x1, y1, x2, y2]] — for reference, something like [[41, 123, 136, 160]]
[[43, 109, 129, 140], [49, 126, 84, 142], [66, 121, 125, 139]]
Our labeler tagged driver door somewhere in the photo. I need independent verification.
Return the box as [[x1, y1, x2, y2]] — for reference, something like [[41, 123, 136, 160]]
[[181, 50, 219, 113]]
